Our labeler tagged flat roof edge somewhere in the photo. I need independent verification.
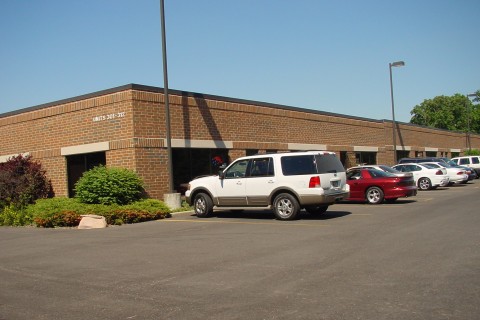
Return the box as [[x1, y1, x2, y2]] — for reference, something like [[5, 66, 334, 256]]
[[129, 84, 383, 124], [0, 84, 136, 119], [0, 83, 382, 125]]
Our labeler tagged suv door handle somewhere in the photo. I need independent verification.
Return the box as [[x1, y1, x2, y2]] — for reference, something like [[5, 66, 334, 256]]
[[236, 181, 243, 185], [268, 180, 275, 183]]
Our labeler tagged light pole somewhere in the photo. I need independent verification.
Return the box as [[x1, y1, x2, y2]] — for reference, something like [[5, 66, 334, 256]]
[[389, 60, 405, 164], [160, 0, 174, 193], [466, 93, 477, 152]]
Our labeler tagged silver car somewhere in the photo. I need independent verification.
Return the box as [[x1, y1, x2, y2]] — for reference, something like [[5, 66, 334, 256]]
[[348, 164, 413, 178]]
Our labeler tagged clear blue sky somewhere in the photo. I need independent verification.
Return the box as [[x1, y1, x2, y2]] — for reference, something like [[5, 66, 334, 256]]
[[1, 0, 479, 123]]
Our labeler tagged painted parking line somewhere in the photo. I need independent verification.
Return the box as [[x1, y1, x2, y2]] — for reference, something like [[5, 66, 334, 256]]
[[163, 219, 331, 227], [334, 204, 407, 209]]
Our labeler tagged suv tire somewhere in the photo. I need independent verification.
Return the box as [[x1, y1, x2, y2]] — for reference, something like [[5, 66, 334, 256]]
[[194, 193, 213, 218], [273, 193, 300, 220]]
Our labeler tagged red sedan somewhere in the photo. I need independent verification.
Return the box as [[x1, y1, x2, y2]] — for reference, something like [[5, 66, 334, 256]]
[[346, 168, 417, 204]]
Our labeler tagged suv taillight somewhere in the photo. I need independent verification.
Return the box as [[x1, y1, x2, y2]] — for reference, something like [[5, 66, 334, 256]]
[[309, 176, 321, 188], [435, 170, 443, 175]]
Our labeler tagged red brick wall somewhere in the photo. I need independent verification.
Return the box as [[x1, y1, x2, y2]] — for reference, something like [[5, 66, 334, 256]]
[[1, 85, 479, 200]]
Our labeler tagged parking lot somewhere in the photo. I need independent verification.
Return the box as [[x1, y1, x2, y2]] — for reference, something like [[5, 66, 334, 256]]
[[1, 182, 480, 320]]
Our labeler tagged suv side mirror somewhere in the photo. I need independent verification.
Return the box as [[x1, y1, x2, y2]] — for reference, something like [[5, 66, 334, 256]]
[[218, 163, 227, 179], [218, 170, 225, 179]]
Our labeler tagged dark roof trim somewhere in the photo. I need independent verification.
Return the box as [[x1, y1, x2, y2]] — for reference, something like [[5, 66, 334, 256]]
[[1, 83, 378, 124], [0, 84, 135, 119], [130, 83, 383, 123]]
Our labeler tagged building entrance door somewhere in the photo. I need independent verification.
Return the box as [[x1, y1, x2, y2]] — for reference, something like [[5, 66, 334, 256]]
[[172, 148, 229, 194], [66, 152, 106, 197]]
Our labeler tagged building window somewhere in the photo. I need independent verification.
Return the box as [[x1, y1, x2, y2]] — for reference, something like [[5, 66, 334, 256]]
[[396, 150, 410, 161], [355, 152, 377, 165], [66, 152, 106, 197], [340, 151, 348, 168], [426, 151, 437, 157]]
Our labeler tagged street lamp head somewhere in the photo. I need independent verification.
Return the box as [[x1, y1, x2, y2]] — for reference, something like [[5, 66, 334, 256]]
[[390, 61, 405, 68]]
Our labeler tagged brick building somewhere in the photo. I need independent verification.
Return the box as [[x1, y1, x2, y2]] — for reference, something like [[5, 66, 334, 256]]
[[1, 84, 478, 200]]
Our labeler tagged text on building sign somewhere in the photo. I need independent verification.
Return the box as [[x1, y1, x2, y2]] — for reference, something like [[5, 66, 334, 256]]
[[92, 112, 126, 122]]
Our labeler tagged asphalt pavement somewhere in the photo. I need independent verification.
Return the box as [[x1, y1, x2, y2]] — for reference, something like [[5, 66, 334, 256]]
[[1, 182, 479, 320]]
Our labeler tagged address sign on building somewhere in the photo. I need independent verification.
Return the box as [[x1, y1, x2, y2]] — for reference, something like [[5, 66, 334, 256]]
[[92, 112, 126, 122]]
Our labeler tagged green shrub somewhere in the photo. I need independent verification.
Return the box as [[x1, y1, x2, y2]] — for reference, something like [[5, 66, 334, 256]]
[[465, 149, 480, 156], [0, 204, 33, 226], [99, 199, 170, 225], [26, 197, 170, 228], [74, 166, 144, 205], [26, 198, 86, 227], [122, 199, 170, 214]]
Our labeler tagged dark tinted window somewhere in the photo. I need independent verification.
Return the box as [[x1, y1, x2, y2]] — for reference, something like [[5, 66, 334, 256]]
[[368, 169, 395, 178], [472, 157, 480, 164], [249, 158, 274, 177], [315, 154, 345, 173], [281, 155, 316, 175]]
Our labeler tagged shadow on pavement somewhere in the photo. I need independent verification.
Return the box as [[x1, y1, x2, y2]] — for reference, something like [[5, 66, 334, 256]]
[[189, 209, 352, 221]]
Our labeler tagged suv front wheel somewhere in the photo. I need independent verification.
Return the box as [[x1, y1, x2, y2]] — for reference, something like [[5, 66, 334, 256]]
[[194, 193, 213, 218], [273, 193, 300, 220]]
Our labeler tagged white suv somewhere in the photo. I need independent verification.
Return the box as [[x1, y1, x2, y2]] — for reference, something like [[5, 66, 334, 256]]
[[185, 151, 350, 220], [451, 156, 480, 176]]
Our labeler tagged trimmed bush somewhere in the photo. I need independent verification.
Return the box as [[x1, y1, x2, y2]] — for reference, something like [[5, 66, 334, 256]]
[[74, 166, 144, 205], [26, 197, 170, 228], [0, 154, 53, 209], [112, 199, 171, 224], [26, 198, 86, 228]]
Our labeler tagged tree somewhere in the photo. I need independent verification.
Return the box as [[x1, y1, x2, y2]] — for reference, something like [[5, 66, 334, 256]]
[[0, 155, 53, 209], [410, 91, 480, 134]]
